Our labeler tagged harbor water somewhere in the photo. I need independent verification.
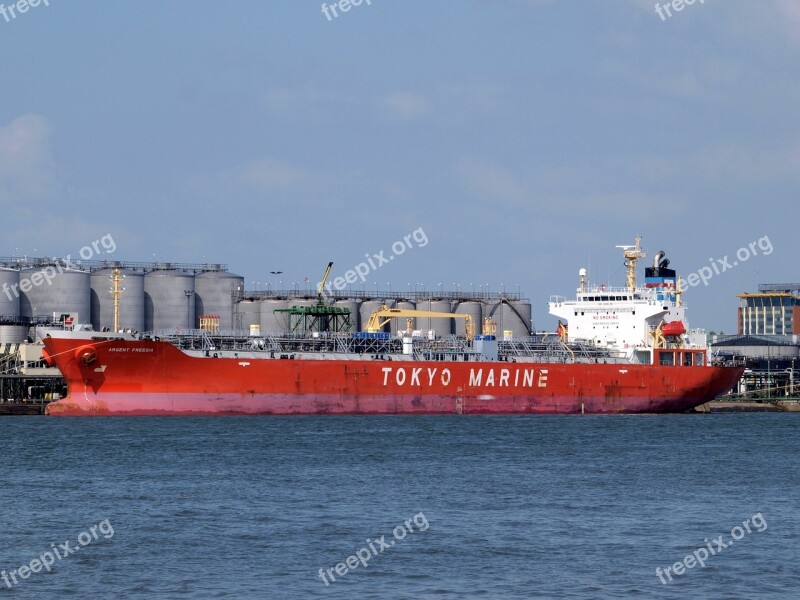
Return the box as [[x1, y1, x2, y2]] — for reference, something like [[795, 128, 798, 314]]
[[1, 414, 798, 598]]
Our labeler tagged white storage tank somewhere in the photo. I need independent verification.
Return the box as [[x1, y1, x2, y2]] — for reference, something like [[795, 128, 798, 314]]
[[334, 299, 362, 332], [0, 268, 20, 318], [235, 300, 262, 332], [289, 299, 317, 309], [0, 324, 28, 343], [360, 300, 388, 332], [391, 300, 414, 336], [416, 299, 453, 336], [286, 299, 318, 334], [483, 300, 531, 339], [20, 265, 91, 326], [511, 301, 533, 337], [453, 301, 482, 338], [144, 270, 195, 331], [195, 271, 245, 331], [90, 268, 145, 332], [260, 299, 290, 334]]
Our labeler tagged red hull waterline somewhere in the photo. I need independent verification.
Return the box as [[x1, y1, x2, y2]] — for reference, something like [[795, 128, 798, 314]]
[[42, 337, 744, 416]]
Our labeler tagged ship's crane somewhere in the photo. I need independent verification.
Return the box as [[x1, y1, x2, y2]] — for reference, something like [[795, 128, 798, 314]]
[[365, 305, 475, 340], [317, 261, 334, 305]]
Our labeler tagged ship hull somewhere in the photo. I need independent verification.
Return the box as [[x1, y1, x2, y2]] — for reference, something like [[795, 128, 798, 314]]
[[42, 337, 744, 416]]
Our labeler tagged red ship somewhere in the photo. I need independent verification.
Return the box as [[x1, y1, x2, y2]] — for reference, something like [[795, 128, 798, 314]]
[[41, 238, 743, 416], [41, 336, 740, 416]]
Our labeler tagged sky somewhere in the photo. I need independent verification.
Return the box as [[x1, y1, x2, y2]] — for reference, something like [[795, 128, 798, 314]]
[[1, 0, 798, 332]]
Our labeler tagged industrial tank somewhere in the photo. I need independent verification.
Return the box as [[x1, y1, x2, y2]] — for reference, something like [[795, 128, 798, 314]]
[[195, 271, 245, 331], [19, 266, 91, 325], [483, 300, 532, 339], [390, 300, 415, 335], [334, 299, 362, 332], [260, 299, 289, 334], [285, 299, 318, 334], [289, 299, 317, 310], [0, 268, 20, 318], [90, 269, 145, 332], [453, 301, 482, 338], [360, 300, 388, 333], [511, 301, 533, 337], [0, 324, 28, 343], [416, 299, 453, 336], [144, 270, 195, 331], [235, 300, 262, 332]]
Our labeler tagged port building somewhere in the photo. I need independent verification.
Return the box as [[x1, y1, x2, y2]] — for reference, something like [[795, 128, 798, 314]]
[[738, 283, 800, 336]]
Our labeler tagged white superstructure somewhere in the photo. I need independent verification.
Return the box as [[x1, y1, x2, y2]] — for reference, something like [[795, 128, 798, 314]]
[[549, 237, 690, 363]]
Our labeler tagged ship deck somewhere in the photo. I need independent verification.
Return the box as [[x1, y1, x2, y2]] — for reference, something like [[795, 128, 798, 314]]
[[142, 329, 630, 364]]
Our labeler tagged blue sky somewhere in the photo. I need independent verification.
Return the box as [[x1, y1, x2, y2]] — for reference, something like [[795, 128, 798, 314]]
[[1, 0, 798, 332]]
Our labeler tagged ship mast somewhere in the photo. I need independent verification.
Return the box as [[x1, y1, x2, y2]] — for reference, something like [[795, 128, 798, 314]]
[[617, 236, 646, 293]]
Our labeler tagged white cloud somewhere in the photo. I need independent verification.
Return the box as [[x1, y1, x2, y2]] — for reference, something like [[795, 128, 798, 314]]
[[775, 0, 800, 43], [261, 86, 328, 113], [0, 114, 57, 203], [260, 86, 360, 118], [456, 159, 530, 207], [443, 84, 503, 111], [222, 157, 306, 189], [776, 0, 800, 25], [384, 92, 433, 120]]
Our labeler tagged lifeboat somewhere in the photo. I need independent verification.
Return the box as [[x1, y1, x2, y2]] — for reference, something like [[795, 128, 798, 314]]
[[662, 321, 686, 337]]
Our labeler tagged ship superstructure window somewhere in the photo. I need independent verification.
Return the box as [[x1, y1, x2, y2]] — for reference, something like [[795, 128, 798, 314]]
[[585, 294, 633, 302], [658, 351, 675, 366]]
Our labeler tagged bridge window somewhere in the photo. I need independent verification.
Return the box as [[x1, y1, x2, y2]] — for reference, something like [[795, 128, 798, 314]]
[[659, 351, 675, 366]]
